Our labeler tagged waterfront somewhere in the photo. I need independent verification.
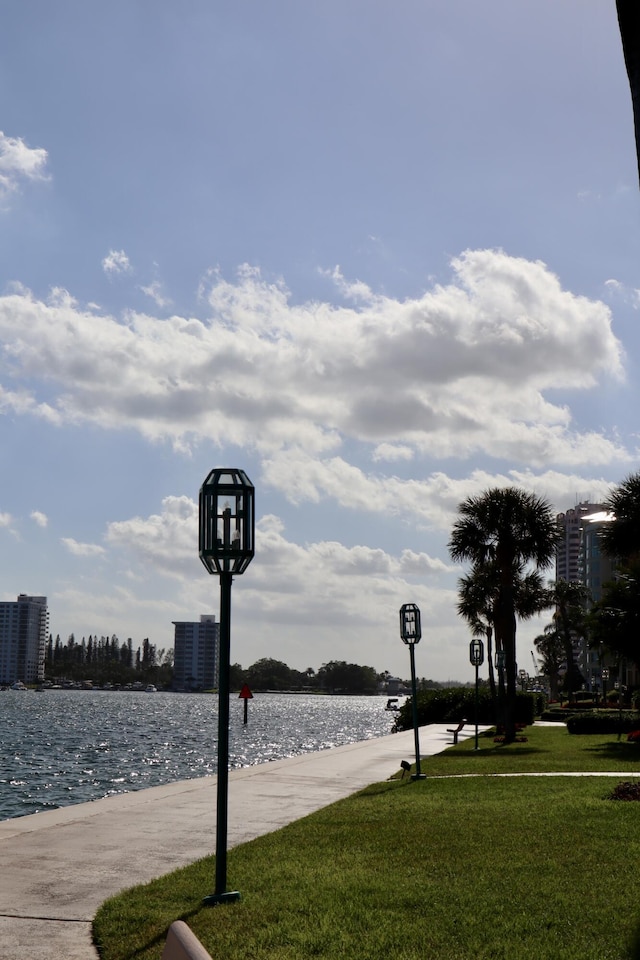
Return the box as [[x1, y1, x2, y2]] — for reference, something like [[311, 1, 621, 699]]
[[0, 690, 400, 821]]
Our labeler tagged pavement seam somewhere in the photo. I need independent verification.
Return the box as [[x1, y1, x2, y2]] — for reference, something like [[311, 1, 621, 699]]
[[0, 914, 92, 923]]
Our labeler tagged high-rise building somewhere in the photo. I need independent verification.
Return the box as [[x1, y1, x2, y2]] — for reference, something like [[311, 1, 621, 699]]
[[0, 594, 48, 685], [556, 502, 614, 687], [556, 501, 605, 583], [172, 615, 219, 691]]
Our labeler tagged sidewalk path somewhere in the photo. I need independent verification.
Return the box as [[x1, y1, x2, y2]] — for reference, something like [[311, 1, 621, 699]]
[[0, 723, 472, 960]]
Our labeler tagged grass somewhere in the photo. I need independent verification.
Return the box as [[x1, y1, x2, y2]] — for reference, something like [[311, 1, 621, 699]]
[[93, 726, 640, 960], [422, 723, 640, 776]]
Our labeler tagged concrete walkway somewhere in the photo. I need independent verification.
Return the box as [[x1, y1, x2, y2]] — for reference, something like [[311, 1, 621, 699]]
[[0, 723, 473, 960]]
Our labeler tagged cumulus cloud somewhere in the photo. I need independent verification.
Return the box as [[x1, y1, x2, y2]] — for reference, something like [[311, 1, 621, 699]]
[[106, 496, 199, 577], [30, 510, 48, 527], [102, 250, 132, 276], [372, 443, 414, 462], [0, 250, 627, 470], [0, 512, 13, 528], [61, 538, 106, 557], [0, 132, 49, 201], [103, 500, 455, 643], [261, 452, 617, 531]]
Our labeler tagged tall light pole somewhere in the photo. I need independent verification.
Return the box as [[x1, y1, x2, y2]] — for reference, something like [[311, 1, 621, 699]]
[[199, 468, 255, 905], [399, 603, 426, 780], [469, 637, 484, 751]]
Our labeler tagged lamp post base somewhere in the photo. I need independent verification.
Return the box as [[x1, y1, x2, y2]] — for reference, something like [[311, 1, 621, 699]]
[[411, 773, 426, 780], [203, 891, 241, 907]]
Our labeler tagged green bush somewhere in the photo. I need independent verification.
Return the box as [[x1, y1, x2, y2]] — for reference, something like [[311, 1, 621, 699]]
[[394, 688, 537, 731], [540, 710, 570, 722], [566, 711, 639, 735]]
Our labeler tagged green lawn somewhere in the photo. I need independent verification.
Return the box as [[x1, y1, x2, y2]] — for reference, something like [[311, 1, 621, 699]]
[[93, 726, 640, 960]]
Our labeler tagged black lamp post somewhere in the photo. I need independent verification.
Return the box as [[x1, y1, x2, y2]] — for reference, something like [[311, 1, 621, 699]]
[[399, 603, 426, 780], [199, 468, 255, 905], [602, 667, 609, 705], [469, 637, 484, 751]]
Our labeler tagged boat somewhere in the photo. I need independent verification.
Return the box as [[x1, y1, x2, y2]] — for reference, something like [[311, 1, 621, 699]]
[[10, 680, 28, 691], [385, 697, 400, 712], [145, 684, 157, 693]]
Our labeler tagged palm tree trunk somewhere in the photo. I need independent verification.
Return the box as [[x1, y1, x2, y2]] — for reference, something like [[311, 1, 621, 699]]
[[486, 625, 497, 707], [499, 585, 518, 743]]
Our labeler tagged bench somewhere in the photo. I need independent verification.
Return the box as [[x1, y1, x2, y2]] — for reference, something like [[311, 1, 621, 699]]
[[162, 921, 214, 960], [446, 719, 467, 744]]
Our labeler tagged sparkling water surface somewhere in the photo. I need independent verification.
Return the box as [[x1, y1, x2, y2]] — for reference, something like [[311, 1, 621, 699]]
[[0, 690, 399, 821]]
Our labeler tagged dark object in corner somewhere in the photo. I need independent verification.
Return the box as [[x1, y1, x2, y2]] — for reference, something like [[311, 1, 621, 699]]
[[617, 0, 640, 185]]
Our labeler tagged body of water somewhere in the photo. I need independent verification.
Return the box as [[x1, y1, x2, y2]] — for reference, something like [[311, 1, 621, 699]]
[[0, 690, 400, 821]]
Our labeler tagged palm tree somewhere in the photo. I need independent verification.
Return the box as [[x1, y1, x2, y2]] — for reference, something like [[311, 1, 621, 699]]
[[458, 563, 551, 719], [449, 487, 558, 741], [533, 625, 564, 701], [600, 472, 640, 564], [547, 579, 591, 695]]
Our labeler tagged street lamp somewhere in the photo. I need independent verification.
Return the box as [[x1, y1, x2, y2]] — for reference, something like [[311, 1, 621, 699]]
[[399, 603, 426, 780], [199, 468, 255, 905], [469, 638, 484, 751], [602, 667, 609, 704]]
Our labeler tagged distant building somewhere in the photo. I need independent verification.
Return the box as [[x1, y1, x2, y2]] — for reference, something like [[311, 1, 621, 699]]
[[556, 501, 605, 583], [556, 503, 615, 688], [172, 615, 219, 691], [579, 509, 616, 688], [0, 594, 48, 685]]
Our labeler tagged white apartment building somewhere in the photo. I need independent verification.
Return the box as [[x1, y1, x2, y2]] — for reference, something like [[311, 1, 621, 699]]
[[0, 594, 48, 685], [172, 614, 219, 691]]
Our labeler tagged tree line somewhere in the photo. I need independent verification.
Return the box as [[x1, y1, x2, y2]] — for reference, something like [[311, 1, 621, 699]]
[[45, 639, 439, 695], [230, 659, 385, 695], [46, 633, 174, 688]]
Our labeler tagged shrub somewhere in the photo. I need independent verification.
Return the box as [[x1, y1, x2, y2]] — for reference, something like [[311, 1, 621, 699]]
[[393, 688, 537, 731], [607, 781, 640, 801], [540, 710, 570, 722], [566, 711, 639, 735]]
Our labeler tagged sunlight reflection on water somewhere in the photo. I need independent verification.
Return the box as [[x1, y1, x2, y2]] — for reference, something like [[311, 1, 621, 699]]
[[0, 690, 399, 820]]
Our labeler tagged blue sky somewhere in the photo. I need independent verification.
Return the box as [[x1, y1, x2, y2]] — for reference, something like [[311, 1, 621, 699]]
[[1, 1, 638, 682]]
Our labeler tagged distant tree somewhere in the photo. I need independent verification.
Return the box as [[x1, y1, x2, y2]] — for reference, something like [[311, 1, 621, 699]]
[[245, 658, 293, 690], [317, 661, 378, 694], [546, 580, 590, 694], [588, 561, 640, 670], [533, 625, 564, 700], [229, 662, 245, 690]]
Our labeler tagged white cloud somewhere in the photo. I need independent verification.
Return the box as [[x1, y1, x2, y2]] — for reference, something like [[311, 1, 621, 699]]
[[0, 132, 49, 201], [30, 511, 48, 528], [61, 538, 106, 557], [102, 501, 456, 650], [139, 281, 172, 308], [372, 443, 414, 462], [102, 250, 132, 276], [0, 250, 628, 472], [0, 512, 13, 528], [261, 452, 618, 531], [106, 496, 199, 578]]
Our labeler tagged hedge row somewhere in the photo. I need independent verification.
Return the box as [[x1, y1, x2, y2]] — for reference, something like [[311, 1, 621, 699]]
[[566, 711, 640, 735], [393, 688, 540, 731]]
